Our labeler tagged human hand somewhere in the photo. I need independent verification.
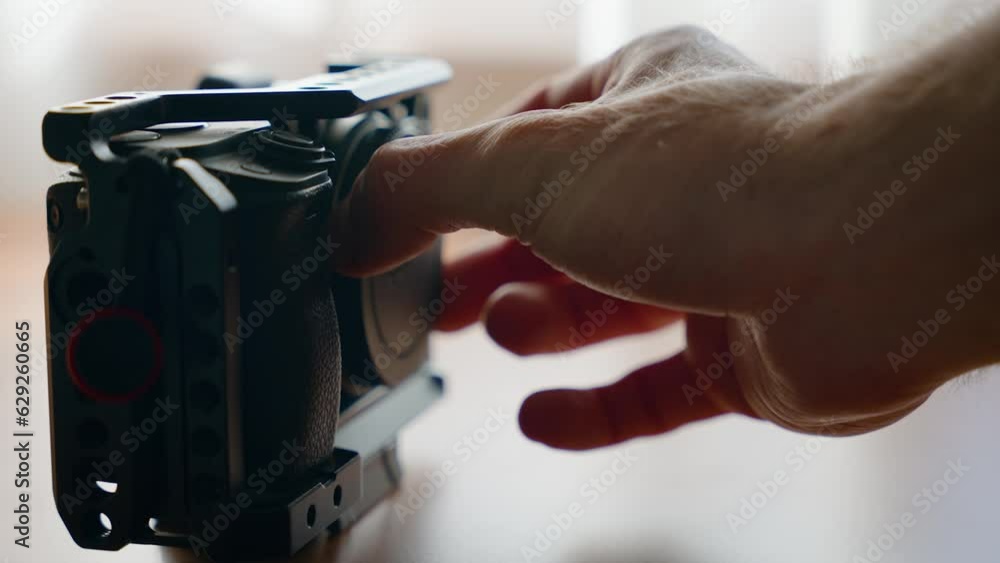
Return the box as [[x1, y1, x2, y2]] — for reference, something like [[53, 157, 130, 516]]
[[334, 27, 1000, 449]]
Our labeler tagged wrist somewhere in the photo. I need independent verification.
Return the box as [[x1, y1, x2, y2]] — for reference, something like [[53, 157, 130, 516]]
[[765, 69, 1000, 390]]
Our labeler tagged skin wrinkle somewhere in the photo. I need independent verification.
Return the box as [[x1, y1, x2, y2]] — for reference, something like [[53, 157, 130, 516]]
[[597, 387, 625, 446], [634, 368, 672, 438], [334, 20, 1000, 449], [518, 108, 631, 252], [471, 120, 550, 240], [734, 316, 790, 423]]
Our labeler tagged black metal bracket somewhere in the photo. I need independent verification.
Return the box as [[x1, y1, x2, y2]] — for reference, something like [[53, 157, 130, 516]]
[[42, 57, 451, 164]]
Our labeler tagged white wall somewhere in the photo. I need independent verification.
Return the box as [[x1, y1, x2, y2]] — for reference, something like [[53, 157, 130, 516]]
[[0, 0, 578, 203], [578, 0, 999, 74], [3, 0, 998, 203], [579, 0, 825, 74]]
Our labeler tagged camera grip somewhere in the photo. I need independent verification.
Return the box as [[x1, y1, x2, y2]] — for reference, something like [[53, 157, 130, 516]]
[[235, 179, 341, 476]]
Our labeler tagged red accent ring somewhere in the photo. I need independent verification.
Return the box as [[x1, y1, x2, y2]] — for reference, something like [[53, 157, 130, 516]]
[[65, 307, 164, 403]]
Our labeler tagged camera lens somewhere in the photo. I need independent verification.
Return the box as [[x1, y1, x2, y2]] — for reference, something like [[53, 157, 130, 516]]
[[325, 109, 439, 390]]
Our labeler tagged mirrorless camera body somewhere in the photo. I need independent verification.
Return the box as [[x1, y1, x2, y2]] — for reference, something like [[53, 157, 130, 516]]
[[42, 57, 451, 560]]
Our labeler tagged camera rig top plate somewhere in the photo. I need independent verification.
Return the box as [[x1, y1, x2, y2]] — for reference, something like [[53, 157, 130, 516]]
[[44, 56, 451, 164]]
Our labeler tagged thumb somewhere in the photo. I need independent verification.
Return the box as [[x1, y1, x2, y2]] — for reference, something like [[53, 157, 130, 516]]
[[332, 109, 602, 276]]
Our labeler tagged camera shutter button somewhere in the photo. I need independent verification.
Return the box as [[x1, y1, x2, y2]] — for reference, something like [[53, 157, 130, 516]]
[[255, 129, 336, 171]]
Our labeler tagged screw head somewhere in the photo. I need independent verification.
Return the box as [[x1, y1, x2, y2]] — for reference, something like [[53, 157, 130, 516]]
[[48, 200, 62, 231]]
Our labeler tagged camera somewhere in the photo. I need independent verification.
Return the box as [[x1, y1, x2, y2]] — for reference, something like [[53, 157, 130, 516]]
[[42, 57, 451, 560]]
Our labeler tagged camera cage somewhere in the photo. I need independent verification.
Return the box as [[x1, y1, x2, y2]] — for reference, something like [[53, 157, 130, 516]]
[[44, 57, 452, 164], [42, 57, 451, 560]]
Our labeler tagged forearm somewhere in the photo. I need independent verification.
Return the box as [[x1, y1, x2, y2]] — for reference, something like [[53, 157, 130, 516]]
[[792, 10, 1000, 385]]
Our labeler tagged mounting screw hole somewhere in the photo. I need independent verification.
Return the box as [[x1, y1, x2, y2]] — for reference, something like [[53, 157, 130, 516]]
[[333, 485, 343, 507], [95, 480, 118, 494], [82, 511, 113, 539], [306, 505, 317, 528], [48, 201, 62, 232]]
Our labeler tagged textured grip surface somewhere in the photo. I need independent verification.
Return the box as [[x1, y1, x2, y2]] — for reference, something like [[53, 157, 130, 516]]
[[235, 179, 341, 475]]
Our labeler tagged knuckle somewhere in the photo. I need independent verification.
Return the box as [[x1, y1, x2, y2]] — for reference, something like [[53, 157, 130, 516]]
[[475, 112, 551, 156], [472, 108, 623, 243], [618, 25, 713, 59], [365, 135, 447, 193], [472, 111, 584, 240], [609, 25, 742, 89], [475, 109, 599, 166], [368, 136, 423, 171]]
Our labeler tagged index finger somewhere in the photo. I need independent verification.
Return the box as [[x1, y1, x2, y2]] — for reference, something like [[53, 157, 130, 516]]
[[331, 109, 598, 276]]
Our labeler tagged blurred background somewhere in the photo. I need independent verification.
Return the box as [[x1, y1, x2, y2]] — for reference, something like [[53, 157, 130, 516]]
[[2, 1, 1000, 562]]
